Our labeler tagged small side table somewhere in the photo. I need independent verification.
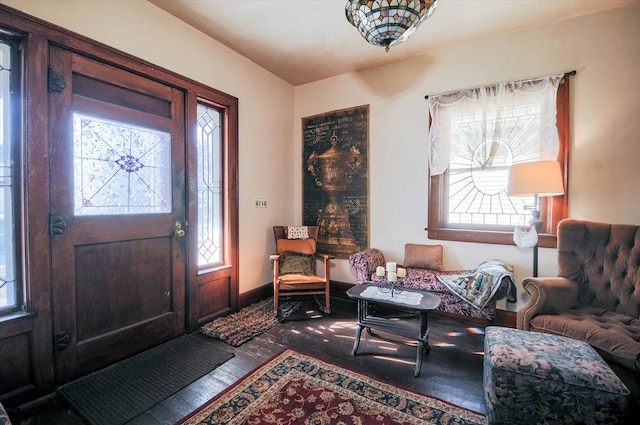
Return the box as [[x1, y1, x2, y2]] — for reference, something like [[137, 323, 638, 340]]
[[346, 283, 441, 377]]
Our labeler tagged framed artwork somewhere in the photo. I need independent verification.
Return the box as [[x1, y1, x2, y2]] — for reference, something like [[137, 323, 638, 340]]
[[302, 105, 369, 259]]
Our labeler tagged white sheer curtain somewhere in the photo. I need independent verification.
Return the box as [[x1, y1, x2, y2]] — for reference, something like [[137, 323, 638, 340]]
[[428, 74, 563, 176]]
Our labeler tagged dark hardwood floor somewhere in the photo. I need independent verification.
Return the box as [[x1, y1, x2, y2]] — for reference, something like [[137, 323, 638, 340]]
[[9, 296, 489, 424]]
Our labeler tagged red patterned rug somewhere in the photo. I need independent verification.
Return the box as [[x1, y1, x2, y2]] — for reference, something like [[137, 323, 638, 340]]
[[177, 349, 485, 425]]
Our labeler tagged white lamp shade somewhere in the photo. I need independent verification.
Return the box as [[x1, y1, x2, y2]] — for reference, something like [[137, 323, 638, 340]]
[[507, 161, 564, 197]]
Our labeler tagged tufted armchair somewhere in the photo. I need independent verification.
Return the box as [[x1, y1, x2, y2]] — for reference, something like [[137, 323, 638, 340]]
[[517, 218, 640, 376]]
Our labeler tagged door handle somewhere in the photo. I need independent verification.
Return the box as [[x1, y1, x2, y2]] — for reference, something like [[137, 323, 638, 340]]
[[174, 218, 187, 239]]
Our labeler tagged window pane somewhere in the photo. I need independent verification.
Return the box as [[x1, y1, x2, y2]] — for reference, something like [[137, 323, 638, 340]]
[[447, 107, 540, 227], [0, 41, 17, 311], [73, 113, 172, 216], [196, 103, 223, 267]]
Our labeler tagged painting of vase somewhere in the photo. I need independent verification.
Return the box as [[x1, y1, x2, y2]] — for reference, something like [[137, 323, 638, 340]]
[[302, 105, 369, 259]]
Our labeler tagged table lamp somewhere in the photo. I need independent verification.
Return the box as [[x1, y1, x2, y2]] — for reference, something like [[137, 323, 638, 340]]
[[507, 161, 564, 277]]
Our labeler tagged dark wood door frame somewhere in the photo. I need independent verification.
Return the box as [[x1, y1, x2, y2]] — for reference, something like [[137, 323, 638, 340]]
[[0, 3, 239, 401]]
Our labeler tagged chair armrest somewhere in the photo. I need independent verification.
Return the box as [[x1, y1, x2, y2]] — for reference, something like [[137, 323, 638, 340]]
[[315, 253, 335, 261], [516, 277, 579, 330], [348, 248, 385, 283]]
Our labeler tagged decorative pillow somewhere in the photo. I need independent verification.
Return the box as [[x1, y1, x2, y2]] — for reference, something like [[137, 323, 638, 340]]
[[280, 251, 314, 275], [403, 243, 443, 271], [287, 226, 309, 239]]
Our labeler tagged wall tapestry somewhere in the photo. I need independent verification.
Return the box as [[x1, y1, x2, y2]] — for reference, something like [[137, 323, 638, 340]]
[[302, 105, 369, 259]]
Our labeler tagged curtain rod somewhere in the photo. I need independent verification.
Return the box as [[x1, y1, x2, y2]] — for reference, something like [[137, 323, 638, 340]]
[[424, 70, 576, 100]]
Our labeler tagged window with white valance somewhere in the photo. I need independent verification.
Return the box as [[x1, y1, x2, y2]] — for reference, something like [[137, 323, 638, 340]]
[[427, 74, 571, 246]]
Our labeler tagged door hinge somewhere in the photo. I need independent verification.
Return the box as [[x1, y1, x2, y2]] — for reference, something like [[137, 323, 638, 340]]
[[48, 67, 67, 93], [49, 213, 67, 239], [53, 331, 70, 355]]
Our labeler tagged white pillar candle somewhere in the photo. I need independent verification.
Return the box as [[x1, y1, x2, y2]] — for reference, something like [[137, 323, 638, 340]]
[[388, 271, 397, 282], [397, 267, 406, 278], [376, 266, 385, 277], [386, 261, 397, 272]]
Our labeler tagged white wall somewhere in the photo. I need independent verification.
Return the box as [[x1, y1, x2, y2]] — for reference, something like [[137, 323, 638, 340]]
[[1, 0, 297, 294], [295, 4, 640, 311]]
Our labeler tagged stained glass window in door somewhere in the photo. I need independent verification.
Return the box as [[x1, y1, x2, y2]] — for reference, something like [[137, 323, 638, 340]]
[[73, 113, 172, 216], [196, 103, 223, 267]]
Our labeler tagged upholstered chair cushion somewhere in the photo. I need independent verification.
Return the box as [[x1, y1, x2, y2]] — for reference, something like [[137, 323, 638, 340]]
[[403, 243, 443, 271], [279, 251, 314, 275], [529, 305, 640, 371]]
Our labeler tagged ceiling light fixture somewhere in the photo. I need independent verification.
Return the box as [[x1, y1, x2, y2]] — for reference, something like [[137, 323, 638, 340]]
[[345, 0, 437, 52]]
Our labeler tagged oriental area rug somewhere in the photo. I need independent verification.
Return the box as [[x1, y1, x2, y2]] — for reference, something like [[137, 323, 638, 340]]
[[201, 297, 302, 346], [177, 349, 485, 425]]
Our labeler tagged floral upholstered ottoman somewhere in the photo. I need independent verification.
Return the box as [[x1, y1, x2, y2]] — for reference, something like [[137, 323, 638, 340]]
[[483, 326, 629, 425]]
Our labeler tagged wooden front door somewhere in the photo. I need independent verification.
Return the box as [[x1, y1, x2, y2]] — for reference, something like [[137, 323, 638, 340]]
[[48, 46, 187, 383]]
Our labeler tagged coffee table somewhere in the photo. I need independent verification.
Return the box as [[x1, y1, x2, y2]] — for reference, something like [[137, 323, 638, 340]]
[[346, 283, 441, 377]]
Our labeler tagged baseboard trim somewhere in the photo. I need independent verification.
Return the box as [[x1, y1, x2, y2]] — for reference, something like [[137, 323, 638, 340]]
[[238, 284, 273, 309]]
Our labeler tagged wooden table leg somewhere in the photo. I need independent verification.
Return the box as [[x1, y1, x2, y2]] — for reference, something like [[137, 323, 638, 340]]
[[352, 299, 366, 356], [421, 312, 430, 351], [415, 342, 423, 377], [351, 324, 363, 356], [414, 312, 430, 377]]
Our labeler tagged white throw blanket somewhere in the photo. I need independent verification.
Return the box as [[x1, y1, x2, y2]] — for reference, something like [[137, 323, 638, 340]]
[[437, 260, 515, 310]]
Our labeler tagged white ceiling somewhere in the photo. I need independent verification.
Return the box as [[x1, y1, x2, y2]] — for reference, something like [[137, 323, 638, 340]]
[[148, 0, 639, 86]]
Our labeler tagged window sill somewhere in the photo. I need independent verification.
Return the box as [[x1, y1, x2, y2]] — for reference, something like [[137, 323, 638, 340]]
[[426, 227, 558, 248], [0, 310, 36, 325]]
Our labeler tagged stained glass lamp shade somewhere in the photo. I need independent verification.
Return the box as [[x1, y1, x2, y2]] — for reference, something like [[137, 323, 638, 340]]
[[345, 0, 437, 52]]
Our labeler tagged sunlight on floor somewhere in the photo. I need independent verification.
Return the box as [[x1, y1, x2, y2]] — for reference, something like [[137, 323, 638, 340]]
[[431, 325, 486, 353], [364, 338, 400, 351], [377, 345, 400, 352], [329, 321, 358, 330], [334, 334, 355, 341], [373, 355, 415, 366], [287, 314, 485, 357], [305, 309, 323, 319]]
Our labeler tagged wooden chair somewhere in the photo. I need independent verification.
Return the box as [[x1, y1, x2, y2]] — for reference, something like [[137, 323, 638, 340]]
[[270, 226, 332, 315]]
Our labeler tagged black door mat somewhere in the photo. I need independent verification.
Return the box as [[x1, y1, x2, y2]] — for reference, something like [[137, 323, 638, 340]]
[[58, 334, 234, 425]]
